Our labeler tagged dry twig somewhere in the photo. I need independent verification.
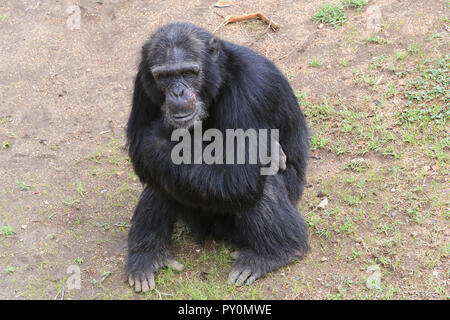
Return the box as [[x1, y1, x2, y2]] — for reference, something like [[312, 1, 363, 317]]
[[214, 12, 280, 33]]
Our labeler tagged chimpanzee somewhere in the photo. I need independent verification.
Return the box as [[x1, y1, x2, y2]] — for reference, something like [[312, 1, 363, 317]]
[[126, 22, 309, 292]]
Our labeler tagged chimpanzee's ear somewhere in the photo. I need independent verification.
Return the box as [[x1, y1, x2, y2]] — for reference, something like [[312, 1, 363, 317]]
[[208, 37, 220, 61]]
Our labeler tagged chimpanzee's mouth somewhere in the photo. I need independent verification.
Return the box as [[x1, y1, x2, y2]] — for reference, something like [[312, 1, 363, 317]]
[[172, 109, 197, 122]]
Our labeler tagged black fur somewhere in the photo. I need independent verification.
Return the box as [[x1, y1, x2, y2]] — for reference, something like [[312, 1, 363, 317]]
[[126, 22, 310, 286]]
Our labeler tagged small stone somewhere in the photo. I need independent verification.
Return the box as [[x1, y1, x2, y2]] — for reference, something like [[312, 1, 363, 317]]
[[320, 257, 328, 262], [21, 225, 27, 230], [214, 1, 232, 7], [318, 198, 328, 209]]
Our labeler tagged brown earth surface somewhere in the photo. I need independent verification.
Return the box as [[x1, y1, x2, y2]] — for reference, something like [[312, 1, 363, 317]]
[[0, 0, 448, 299]]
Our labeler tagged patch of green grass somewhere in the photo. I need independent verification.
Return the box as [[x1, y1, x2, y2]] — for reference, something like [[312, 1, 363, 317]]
[[303, 96, 336, 122], [63, 197, 76, 207], [332, 138, 349, 154], [384, 81, 397, 98], [336, 216, 358, 233], [106, 182, 135, 208], [427, 138, 449, 164], [394, 50, 408, 61], [352, 68, 378, 86], [312, 3, 347, 28], [426, 32, 443, 41], [439, 244, 450, 259], [16, 181, 32, 190], [295, 90, 308, 104], [1, 140, 10, 149], [294, 42, 448, 296], [407, 206, 428, 225], [0, 226, 15, 236], [310, 132, 329, 150], [371, 55, 388, 69], [364, 36, 385, 44], [408, 42, 420, 54], [403, 55, 449, 107], [101, 271, 112, 282], [137, 242, 265, 300], [393, 56, 449, 165], [344, 158, 367, 172], [77, 181, 85, 198], [398, 104, 449, 125], [284, 69, 295, 81], [341, 0, 368, 10], [299, 93, 404, 158], [308, 58, 323, 67], [5, 266, 16, 274]]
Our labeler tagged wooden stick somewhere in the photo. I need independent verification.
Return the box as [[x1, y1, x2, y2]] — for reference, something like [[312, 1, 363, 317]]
[[222, 13, 280, 31]]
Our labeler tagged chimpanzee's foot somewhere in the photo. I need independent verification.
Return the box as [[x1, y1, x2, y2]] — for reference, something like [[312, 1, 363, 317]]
[[228, 249, 295, 286], [127, 252, 183, 293]]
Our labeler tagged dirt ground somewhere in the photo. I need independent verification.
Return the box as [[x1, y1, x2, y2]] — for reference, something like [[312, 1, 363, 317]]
[[0, 0, 448, 299]]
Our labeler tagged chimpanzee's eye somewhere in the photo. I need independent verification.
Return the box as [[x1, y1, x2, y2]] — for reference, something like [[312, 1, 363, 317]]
[[154, 74, 171, 87], [181, 71, 196, 82]]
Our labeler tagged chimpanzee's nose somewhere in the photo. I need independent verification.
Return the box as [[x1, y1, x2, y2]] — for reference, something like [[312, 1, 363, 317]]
[[171, 85, 184, 97]]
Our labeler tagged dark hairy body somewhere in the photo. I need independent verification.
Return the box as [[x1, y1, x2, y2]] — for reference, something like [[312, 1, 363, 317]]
[[126, 22, 310, 292]]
